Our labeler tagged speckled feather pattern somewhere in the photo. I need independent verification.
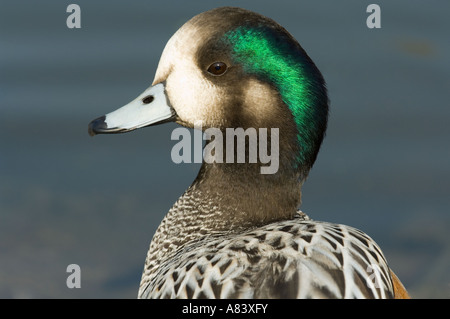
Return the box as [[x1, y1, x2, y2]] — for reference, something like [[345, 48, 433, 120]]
[[139, 210, 393, 299]]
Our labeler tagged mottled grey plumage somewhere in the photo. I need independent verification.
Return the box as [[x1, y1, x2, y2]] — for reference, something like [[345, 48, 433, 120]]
[[139, 210, 393, 299]]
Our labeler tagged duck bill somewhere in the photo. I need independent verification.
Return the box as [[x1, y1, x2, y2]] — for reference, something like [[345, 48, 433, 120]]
[[88, 83, 176, 136]]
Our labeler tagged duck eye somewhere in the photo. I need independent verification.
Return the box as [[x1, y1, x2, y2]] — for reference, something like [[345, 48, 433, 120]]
[[207, 62, 228, 76], [142, 95, 154, 104]]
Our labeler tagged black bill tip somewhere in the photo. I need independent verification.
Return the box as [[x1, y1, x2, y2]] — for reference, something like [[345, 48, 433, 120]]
[[88, 115, 107, 136]]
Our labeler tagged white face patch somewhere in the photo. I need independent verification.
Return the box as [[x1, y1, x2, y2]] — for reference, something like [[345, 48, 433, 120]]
[[166, 66, 229, 128], [152, 19, 230, 129]]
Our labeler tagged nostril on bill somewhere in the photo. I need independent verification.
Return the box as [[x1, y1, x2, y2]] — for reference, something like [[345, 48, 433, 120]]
[[142, 96, 154, 104]]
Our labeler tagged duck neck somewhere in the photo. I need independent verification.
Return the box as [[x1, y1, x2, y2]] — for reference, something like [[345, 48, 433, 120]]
[[197, 162, 301, 223], [142, 158, 299, 288], [163, 133, 303, 232], [145, 128, 304, 273]]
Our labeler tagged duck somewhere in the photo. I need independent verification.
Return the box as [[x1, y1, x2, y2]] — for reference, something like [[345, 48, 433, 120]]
[[88, 6, 409, 299]]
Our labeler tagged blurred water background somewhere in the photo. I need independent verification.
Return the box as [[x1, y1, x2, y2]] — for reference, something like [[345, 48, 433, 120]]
[[0, 0, 449, 298]]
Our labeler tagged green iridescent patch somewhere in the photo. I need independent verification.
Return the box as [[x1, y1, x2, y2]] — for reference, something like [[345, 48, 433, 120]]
[[222, 26, 326, 168]]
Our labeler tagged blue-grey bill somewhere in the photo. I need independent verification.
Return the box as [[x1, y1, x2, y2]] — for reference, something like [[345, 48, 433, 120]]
[[88, 83, 175, 136]]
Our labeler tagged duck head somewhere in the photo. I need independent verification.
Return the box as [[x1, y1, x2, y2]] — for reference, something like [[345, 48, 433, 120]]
[[89, 7, 328, 220]]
